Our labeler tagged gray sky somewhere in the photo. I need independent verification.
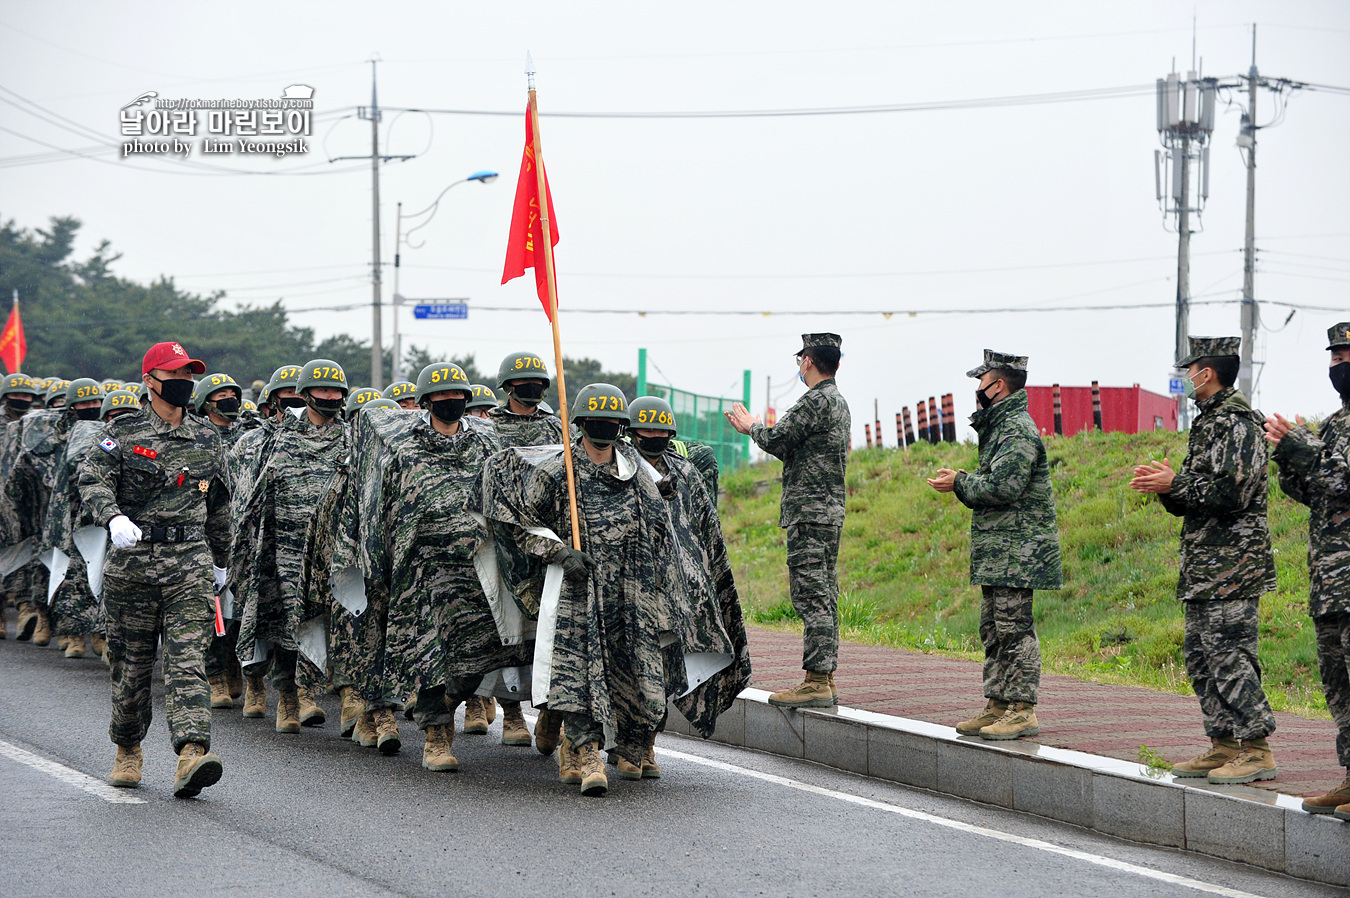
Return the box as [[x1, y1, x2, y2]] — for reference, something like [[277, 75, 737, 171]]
[[2, 0, 1348, 446]]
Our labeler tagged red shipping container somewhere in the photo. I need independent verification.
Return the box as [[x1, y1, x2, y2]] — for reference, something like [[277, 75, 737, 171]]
[[1024, 384, 1178, 436]]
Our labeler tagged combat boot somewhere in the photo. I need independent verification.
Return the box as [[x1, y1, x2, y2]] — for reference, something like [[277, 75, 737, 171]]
[[241, 673, 267, 718], [500, 701, 532, 746], [0, 613, 7, 639], [15, 604, 37, 641], [1301, 773, 1350, 814], [827, 672, 839, 705], [109, 744, 142, 788], [956, 699, 1010, 735], [1207, 738, 1277, 784], [535, 707, 562, 755], [64, 635, 86, 659], [91, 634, 108, 663], [641, 733, 662, 779], [276, 689, 301, 734], [462, 696, 490, 735], [297, 686, 326, 727], [422, 724, 459, 772], [32, 609, 50, 646], [209, 673, 233, 709], [576, 741, 608, 797], [767, 672, 834, 709], [57, 635, 70, 651], [374, 708, 401, 755], [558, 735, 583, 784], [352, 709, 378, 747], [338, 686, 364, 737], [226, 656, 243, 699], [485, 697, 497, 724], [616, 751, 643, 781], [979, 702, 1039, 740], [1172, 737, 1241, 777], [173, 743, 223, 799]]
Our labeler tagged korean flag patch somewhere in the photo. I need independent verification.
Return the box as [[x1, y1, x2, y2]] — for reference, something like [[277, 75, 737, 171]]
[[99, 437, 118, 454]]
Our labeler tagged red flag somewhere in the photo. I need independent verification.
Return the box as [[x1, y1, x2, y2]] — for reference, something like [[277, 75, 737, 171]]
[[0, 297, 26, 374], [501, 108, 560, 319]]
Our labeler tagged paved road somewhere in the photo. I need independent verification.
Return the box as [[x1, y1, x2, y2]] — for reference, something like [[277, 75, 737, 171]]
[[1, 632, 1343, 898]]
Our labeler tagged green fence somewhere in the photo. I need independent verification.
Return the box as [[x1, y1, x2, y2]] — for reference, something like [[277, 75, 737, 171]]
[[636, 348, 750, 472]]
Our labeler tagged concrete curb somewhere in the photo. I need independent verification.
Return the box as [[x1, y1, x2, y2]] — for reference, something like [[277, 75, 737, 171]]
[[665, 689, 1349, 887]]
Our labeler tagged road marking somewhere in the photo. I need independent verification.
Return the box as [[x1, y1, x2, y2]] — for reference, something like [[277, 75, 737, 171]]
[[657, 747, 1267, 898], [0, 738, 146, 804]]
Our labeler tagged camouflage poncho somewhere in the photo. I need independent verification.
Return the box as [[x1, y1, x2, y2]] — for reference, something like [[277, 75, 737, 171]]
[[5, 410, 71, 540], [41, 420, 105, 633], [487, 404, 566, 448]]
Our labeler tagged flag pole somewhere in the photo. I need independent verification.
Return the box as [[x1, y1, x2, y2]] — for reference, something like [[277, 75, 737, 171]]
[[526, 57, 582, 551]]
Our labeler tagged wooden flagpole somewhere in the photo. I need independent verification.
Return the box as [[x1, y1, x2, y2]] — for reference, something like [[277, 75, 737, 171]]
[[526, 58, 582, 551]]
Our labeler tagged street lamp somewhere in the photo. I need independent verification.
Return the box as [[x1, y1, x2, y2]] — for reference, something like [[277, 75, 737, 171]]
[[391, 170, 498, 381]]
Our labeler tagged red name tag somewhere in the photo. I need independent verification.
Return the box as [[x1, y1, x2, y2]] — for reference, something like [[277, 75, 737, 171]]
[[132, 445, 157, 459]]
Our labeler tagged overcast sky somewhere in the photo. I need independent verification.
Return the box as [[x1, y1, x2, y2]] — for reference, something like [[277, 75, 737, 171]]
[[2, 0, 1347, 446]]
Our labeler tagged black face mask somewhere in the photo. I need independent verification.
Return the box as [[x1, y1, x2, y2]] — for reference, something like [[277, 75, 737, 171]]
[[1332, 361, 1350, 399], [5, 397, 32, 415], [581, 419, 624, 449], [276, 396, 306, 409], [633, 433, 671, 459], [510, 382, 545, 404], [74, 407, 101, 421], [430, 397, 467, 424], [212, 397, 241, 421], [149, 376, 194, 408], [306, 395, 344, 419], [975, 382, 1000, 411]]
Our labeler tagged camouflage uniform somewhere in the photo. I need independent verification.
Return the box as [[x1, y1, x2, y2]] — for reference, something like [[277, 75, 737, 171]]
[[670, 439, 720, 503], [1158, 341, 1277, 742], [0, 411, 34, 620], [487, 404, 566, 448], [42, 421, 105, 636], [6, 410, 70, 623], [953, 353, 1062, 706], [76, 404, 231, 752], [1272, 323, 1350, 766], [203, 419, 244, 681], [748, 357, 850, 674]]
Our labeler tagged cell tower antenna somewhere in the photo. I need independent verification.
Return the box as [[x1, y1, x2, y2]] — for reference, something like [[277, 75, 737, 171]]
[[1191, 11, 1197, 71]]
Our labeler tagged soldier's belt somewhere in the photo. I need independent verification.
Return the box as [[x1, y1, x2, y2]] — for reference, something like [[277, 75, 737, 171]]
[[136, 524, 204, 545]]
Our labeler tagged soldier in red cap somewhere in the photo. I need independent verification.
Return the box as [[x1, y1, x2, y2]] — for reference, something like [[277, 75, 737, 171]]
[[76, 342, 233, 798]]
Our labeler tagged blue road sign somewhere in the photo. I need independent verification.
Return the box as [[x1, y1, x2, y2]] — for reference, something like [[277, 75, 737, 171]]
[[413, 303, 468, 320], [1168, 376, 1185, 396]]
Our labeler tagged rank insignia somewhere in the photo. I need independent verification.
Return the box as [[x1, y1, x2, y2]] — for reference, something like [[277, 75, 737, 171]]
[[199, 480, 209, 493]]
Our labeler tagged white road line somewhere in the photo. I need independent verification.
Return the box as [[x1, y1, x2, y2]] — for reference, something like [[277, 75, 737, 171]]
[[657, 747, 1268, 898], [0, 738, 146, 804]]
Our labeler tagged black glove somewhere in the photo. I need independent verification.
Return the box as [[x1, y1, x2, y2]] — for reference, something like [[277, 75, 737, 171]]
[[558, 547, 594, 584]]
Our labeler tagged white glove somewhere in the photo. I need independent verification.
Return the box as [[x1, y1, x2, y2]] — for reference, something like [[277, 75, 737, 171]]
[[213, 565, 228, 591], [108, 515, 142, 549]]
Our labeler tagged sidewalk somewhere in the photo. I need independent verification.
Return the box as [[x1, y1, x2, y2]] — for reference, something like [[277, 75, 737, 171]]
[[746, 624, 1343, 800]]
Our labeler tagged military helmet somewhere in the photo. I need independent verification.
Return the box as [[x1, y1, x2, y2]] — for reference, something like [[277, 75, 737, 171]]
[[38, 376, 54, 394], [45, 379, 72, 405], [242, 399, 258, 412], [296, 359, 348, 396], [65, 378, 103, 408], [466, 383, 499, 410], [122, 382, 145, 398], [0, 373, 39, 400], [571, 383, 628, 421], [628, 396, 677, 434], [100, 389, 141, 420], [415, 362, 471, 405], [382, 380, 417, 403], [262, 364, 303, 402], [100, 378, 124, 394], [360, 398, 400, 412], [346, 387, 383, 413], [496, 351, 551, 388], [190, 372, 242, 413]]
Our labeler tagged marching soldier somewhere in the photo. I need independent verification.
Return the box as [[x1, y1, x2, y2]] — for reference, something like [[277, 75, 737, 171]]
[[929, 350, 1062, 740], [76, 341, 231, 797], [1267, 322, 1350, 817], [382, 380, 418, 410], [1, 372, 45, 643], [465, 384, 498, 419], [1130, 336, 1279, 784], [726, 333, 850, 709], [346, 387, 383, 418]]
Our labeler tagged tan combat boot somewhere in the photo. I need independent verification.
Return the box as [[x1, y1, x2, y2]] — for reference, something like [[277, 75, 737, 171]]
[[641, 733, 662, 779], [15, 604, 38, 641], [57, 635, 70, 651], [576, 741, 608, 797], [352, 709, 378, 747], [422, 724, 459, 772], [32, 609, 50, 647], [338, 686, 364, 738], [64, 635, 86, 659], [1172, 737, 1241, 777], [500, 701, 532, 746], [1208, 738, 1277, 784], [0, 613, 7, 639], [241, 674, 267, 718], [276, 689, 301, 734], [209, 673, 233, 709], [109, 744, 143, 788], [827, 672, 839, 705], [558, 735, 583, 784], [297, 686, 326, 727], [173, 743, 223, 798], [485, 697, 497, 724], [1302, 773, 1350, 814], [615, 751, 642, 781], [374, 708, 401, 755], [767, 672, 834, 709], [535, 707, 562, 755], [91, 634, 108, 663], [979, 702, 1040, 740], [462, 696, 490, 735], [956, 699, 1010, 736], [226, 657, 243, 699]]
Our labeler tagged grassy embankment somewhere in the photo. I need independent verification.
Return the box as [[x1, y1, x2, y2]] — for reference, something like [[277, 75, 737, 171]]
[[720, 430, 1327, 718]]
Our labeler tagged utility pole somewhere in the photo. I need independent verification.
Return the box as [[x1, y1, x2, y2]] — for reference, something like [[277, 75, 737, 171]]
[[1238, 32, 1258, 397], [367, 61, 383, 389]]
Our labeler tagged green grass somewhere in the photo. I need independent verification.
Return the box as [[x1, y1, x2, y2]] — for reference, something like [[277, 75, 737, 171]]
[[721, 431, 1329, 719]]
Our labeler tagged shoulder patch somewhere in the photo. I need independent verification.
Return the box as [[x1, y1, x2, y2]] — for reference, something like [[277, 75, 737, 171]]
[[99, 437, 118, 454]]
